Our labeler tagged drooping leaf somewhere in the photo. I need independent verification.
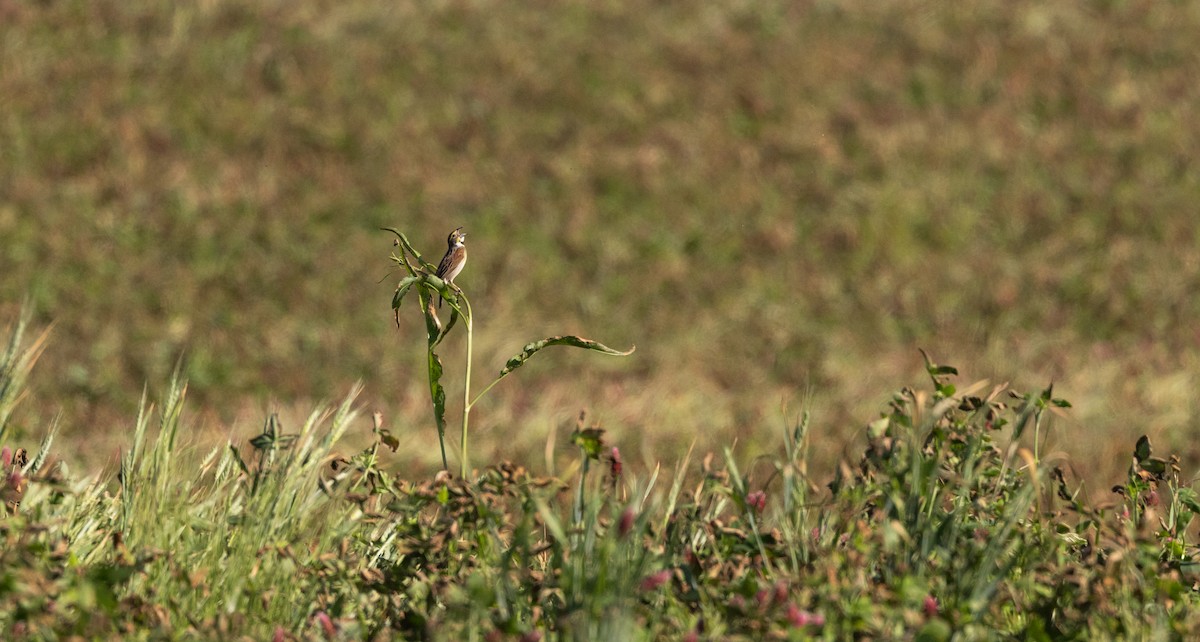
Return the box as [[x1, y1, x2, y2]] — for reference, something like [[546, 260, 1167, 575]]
[[432, 297, 462, 348], [498, 336, 634, 380], [428, 349, 446, 439], [416, 275, 467, 344], [377, 429, 400, 452], [1134, 435, 1151, 463], [443, 305, 460, 334], [918, 348, 957, 382], [1140, 457, 1168, 476], [1051, 466, 1074, 502], [391, 275, 420, 310], [420, 288, 441, 343], [227, 443, 250, 476], [1011, 398, 1036, 440]]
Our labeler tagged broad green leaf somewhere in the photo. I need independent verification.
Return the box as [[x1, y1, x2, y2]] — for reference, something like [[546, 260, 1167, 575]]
[[391, 276, 419, 310], [428, 349, 446, 439], [1134, 435, 1151, 463], [1177, 488, 1200, 515], [498, 336, 634, 379], [1140, 457, 1167, 476], [442, 306, 460, 340]]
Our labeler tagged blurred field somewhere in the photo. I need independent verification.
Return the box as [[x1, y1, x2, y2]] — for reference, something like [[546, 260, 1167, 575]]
[[2, 0, 1199, 483]]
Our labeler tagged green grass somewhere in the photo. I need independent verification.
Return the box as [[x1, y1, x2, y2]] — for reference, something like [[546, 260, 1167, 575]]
[[3, 313, 1200, 640]]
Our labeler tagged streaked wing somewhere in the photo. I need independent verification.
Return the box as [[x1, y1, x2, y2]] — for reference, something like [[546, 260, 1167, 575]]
[[435, 246, 466, 306]]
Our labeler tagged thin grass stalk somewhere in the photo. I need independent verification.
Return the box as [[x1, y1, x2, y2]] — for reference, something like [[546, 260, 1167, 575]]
[[721, 448, 772, 574], [661, 441, 695, 536], [781, 412, 811, 571], [965, 477, 1039, 616], [119, 388, 152, 532], [1032, 408, 1044, 465], [0, 307, 50, 442]]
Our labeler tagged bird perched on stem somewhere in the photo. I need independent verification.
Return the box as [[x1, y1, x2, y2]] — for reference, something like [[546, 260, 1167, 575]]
[[434, 227, 466, 306]]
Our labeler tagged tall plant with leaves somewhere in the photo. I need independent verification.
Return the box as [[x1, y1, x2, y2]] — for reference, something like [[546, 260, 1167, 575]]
[[383, 228, 635, 478]]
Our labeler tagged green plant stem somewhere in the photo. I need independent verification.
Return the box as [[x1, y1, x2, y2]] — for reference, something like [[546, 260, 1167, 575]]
[[460, 294, 474, 479], [470, 375, 504, 408], [573, 456, 589, 554]]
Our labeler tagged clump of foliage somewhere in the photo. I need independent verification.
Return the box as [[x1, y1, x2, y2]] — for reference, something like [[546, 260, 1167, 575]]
[[383, 226, 633, 478], [2, 316, 1199, 639]]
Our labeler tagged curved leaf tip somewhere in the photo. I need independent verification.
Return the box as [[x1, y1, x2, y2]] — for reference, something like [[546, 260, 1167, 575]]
[[499, 336, 634, 377]]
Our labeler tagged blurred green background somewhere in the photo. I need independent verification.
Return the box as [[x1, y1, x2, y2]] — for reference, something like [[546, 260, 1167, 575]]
[[2, 0, 1199, 481]]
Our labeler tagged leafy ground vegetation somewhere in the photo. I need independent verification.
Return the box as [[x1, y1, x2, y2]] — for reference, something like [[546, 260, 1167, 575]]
[[4, 2, 1200, 636], [3, 1, 1200, 483], [5, 313, 1200, 639]]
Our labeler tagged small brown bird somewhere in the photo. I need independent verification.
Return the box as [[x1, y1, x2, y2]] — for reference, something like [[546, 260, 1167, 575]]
[[434, 227, 466, 306]]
